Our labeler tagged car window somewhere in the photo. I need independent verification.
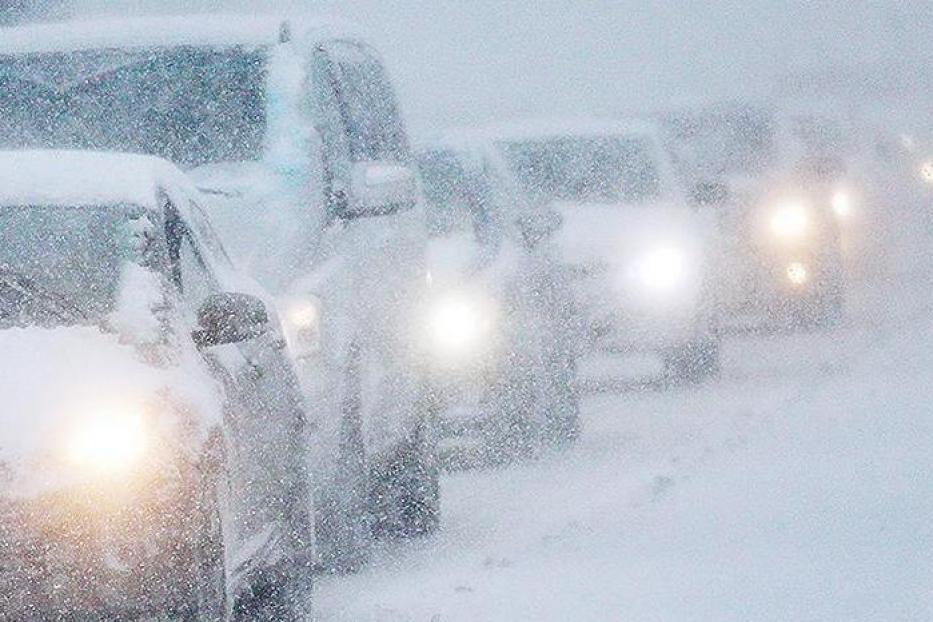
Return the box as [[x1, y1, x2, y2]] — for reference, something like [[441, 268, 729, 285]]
[[164, 199, 219, 323], [418, 149, 501, 248], [310, 49, 353, 218], [316, 41, 409, 164], [502, 135, 662, 204], [0, 47, 268, 168]]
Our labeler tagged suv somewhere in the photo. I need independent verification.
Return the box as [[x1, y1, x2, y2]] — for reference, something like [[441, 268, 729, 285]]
[[416, 139, 580, 464], [0, 151, 314, 620], [0, 14, 434, 572], [459, 119, 722, 382]]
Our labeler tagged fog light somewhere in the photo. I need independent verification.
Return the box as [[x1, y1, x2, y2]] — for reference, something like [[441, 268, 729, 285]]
[[921, 161, 933, 184], [786, 262, 809, 286], [831, 191, 852, 218]]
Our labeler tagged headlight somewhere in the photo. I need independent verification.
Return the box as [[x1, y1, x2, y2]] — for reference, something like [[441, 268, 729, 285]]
[[65, 407, 148, 475], [830, 190, 853, 218], [786, 261, 809, 286], [921, 160, 933, 184], [769, 202, 810, 238], [281, 296, 321, 356], [632, 246, 687, 294], [428, 294, 494, 358]]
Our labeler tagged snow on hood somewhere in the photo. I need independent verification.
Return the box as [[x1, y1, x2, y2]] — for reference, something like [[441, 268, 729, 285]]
[[551, 200, 711, 268], [426, 232, 483, 284], [0, 150, 186, 209], [0, 326, 221, 500]]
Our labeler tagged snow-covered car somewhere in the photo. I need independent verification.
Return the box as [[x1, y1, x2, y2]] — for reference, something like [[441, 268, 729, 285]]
[[416, 140, 581, 463], [0, 151, 314, 620], [456, 120, 723, 381], [0, 14, 434, 573], [663, 103, 847, 328]]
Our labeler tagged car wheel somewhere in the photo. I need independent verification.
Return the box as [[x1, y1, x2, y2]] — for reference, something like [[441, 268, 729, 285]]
[[812, 287, 845, 328], [663, 338, 721, 383], [541, 350, 581, 448], [183, 436, 227, 621], [484, 363, 538, 463], [371, 391, 441, 538], [316, 341, 372, 574]]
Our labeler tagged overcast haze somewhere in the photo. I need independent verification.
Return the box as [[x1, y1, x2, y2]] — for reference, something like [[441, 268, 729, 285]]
[[61, 0, 933, 135]]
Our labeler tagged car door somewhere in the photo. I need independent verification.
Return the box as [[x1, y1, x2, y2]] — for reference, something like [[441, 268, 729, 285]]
[[164, 193, 314, 590]]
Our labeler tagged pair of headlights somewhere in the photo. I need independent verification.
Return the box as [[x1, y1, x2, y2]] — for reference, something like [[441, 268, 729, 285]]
[[283, 292, 495, 362], [769, 189, 854, 240]]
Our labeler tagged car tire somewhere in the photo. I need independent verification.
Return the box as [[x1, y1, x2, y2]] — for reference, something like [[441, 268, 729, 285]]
[[371, 392, 441, 539], [663, 338, 721, 383], [316, 341, 372, 574], [184, 436, 227, 621], [541, 350, 581, 448]]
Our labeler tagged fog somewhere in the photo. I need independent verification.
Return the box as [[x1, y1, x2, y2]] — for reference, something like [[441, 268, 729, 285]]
[[3, 2, 933, 620], [61, 0, 933, 134]]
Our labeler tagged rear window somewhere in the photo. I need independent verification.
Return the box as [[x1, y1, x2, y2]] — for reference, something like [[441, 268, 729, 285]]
[[0, 47, 267, 168]]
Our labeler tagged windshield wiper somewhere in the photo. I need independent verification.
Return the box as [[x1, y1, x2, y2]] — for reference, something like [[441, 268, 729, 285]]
[[0, 266, 88, 325]]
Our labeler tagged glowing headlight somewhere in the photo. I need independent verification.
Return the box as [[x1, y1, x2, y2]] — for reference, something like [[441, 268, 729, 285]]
[[285, 299, 318, 332], [831, 190, 853, 218], [66, 409, 148, 474], [921, 160, 933, 184], [770, 203, 810, 238], [428, 295, 491, 356], [786, 261, 809, 286], [281, 296, 321, 355], [632, 246, 687, 294]]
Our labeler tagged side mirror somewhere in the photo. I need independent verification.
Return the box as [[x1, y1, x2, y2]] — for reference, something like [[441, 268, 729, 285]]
[[345, 161, 418, 218], [517, 208, 563, 249], [193, 293, 270, 348], [691, 181, 730, 207]]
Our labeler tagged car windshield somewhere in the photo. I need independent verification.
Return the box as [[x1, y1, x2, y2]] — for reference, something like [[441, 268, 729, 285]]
[[418, 150, 496, 240], [503, 135, 661, 204], [0, 206, 128, 327], [667, 108, 777, 178], [0, 47, 267, 168]]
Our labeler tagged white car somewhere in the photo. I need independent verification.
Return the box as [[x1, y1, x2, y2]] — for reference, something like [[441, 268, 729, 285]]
[[416, 140, 581, 464], [0, 151, 314, 620], [0, 14, 433, 572], [453, 119, 723, 381]]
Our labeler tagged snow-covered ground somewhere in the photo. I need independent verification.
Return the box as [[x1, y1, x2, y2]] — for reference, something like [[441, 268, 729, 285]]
[[314, 210, 933, 620]]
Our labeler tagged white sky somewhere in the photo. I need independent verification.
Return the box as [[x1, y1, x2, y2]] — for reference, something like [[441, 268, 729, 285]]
[[66, 1, 933, 135]]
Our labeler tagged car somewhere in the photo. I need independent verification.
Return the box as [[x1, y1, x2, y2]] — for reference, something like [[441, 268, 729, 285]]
[[0, 14, 435, 573], [662, 103, 848, 329], [449, 119, 723, 382], [0, 150, 314, 620], [416, 139, 581, 464]]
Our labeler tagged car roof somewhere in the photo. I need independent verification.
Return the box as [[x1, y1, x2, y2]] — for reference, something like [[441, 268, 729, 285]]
[[0, 13, 363, 57], [0, 150, 195, 209], [435, 117, 664, 147]]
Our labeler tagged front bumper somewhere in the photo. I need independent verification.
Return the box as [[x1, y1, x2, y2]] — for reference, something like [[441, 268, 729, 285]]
[[0, 471, 204, 619]]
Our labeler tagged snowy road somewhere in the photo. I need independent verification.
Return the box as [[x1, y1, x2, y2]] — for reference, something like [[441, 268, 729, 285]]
[[314, 205, 933, 621]]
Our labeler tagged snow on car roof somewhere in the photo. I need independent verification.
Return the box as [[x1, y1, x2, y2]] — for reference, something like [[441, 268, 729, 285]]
[[437, 117, 664, 147], [0, 13, 361, 56], [0, 150, 192, 208]]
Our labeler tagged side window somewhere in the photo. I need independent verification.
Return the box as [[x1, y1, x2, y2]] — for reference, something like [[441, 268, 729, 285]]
[[310, 50, 353, 218], [165, 200, 219, 322], [314, 41, 410, 165]]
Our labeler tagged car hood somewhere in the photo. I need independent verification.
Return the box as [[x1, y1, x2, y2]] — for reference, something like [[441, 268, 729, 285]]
[[551, 200, 713, 269], [0, 326, 221, 500]]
